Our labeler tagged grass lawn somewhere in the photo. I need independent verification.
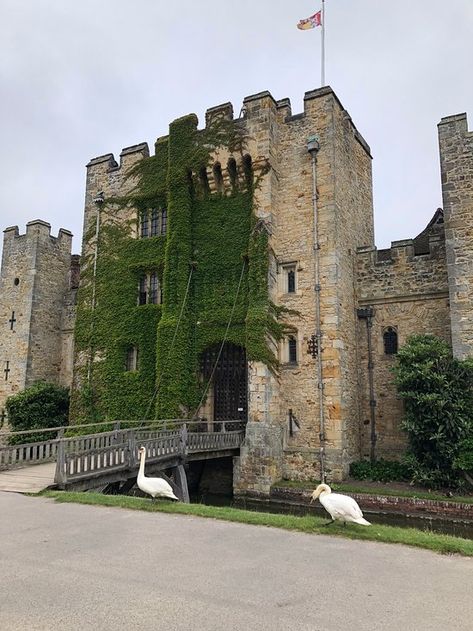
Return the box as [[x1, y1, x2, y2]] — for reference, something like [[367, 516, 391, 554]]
[[42, 490, 473, 557], [274, 479, 473, 505]]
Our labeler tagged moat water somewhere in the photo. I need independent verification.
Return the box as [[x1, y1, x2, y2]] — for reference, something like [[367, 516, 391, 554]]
[[191, 493, 473, 540]]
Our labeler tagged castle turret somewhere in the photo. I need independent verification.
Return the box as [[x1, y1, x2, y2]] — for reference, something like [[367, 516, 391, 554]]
[[0, 220, 76, 420], [438, 113, 473, 359]]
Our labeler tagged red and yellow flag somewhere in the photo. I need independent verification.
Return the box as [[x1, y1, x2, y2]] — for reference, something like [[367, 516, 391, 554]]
[[297, 11, 322, 30]]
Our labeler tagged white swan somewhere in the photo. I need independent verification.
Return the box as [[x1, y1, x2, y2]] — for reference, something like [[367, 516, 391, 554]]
[[311, 483, 371, 526], [137, 446, 179, 501]]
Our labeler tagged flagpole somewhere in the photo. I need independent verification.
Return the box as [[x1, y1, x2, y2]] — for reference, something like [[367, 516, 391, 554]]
[[321, 0, 326, 86]]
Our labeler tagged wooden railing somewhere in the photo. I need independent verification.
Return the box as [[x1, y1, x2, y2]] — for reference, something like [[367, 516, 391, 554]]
[[0, 420, 245, 487]]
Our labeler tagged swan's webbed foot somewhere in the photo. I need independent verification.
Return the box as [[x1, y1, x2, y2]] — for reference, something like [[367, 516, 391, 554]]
[[323, 520, 335, 527]]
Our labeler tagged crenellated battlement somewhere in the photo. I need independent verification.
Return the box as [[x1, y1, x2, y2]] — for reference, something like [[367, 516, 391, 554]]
[[357, 210, 447, 304], [85, 86, 372, 178], [3, 220, 73, 249]]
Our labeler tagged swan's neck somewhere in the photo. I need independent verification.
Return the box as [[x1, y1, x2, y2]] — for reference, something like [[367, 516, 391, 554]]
[[138, 451, 146, 478]]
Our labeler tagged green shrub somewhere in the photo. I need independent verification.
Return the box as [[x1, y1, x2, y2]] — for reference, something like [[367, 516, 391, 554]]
[[6, 381, 70, 444], [350, 459, 412, 483], [394, 335, 473, 489]]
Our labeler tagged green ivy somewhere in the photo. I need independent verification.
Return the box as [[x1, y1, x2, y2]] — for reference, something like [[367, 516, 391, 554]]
[[71, 113, 287, 423]]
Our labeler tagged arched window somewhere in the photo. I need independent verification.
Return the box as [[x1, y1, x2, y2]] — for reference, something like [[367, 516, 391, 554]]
[[199, 166, 210, 196], [213, 162, 224, 194], [243, 154, 253, 191], [288, 336, 298, 364], [383, 327, 398, 355], [227, 158, 238, 191]]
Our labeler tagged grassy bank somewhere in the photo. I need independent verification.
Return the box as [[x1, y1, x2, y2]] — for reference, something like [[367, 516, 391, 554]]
[[42, 491, 473, 557], [274, 480, 473, 504]]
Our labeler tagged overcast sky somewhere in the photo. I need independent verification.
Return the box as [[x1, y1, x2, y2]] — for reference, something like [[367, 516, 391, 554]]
[[1, 0, 472, 258]]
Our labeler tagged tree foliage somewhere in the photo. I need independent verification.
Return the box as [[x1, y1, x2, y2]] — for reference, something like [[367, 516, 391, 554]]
[[394, 335, 473, 488], [6, 381, 70, 444]]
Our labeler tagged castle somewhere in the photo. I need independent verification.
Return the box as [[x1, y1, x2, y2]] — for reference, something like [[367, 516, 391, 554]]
[[1, 86, 472, 494]]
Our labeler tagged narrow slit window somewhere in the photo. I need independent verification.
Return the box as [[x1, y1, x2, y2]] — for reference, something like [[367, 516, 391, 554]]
[[4, 361, 10, 381], [125, 347, 138, 372], [199, 166, 210, 196], [9, 311, 16, 330], [149, 273, 159, 304], [228, 158, 238, 191], [383, 327, 398, 355], [287, 269, 296, 293], [150, 208, 159, 236], [138, 276, 148, 305], [213, 162, 224, 194], [140, 211, 149, 238], [161, 208, 167, 235], [243, 154, 253, 191], [288, 337, 297, 364]]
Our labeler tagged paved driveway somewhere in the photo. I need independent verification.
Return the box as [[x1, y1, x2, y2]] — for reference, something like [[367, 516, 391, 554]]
[[0, 492, 472, 631]]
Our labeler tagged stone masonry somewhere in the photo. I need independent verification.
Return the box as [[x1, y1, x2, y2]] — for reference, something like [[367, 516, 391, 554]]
[[4, 87, 472, 495], [0, 221, 78, 423], [438, 113, 473, 359]]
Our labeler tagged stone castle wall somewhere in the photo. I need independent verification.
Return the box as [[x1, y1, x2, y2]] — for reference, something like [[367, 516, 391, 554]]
[[0, 221, 76, 419], [439, 113, 473, 359], [356, 232, 450, 458]]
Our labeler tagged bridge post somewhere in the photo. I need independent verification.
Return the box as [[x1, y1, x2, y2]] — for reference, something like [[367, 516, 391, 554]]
[[55, 437, 66, 488], [173, 464, 190, 503], [180, 424, 188, 458], [127, 430, 137, 468]]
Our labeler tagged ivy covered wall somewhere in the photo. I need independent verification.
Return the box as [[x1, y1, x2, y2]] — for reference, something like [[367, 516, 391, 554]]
[[71, 113, 283, 423]]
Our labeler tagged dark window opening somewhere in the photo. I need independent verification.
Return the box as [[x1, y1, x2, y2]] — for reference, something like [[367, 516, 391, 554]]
[[213, 162, 224, 194], [288, 337, 297, 364], [228, 158, 238, 191], [243, 154, 253, 191], [9, 311, 16, 330], [287, 270, 296, 293], [14, 278, 20, 286], [125, 347, 138, 372], [4, 361, 10, 381], [139, 277, 147, 305], [383, 327, 398, 355], [149, 273, 159, 304], [150, 208, 159, 236], [140, 212, 149, 238], [199, 166, 210, 196], [161, 208, 167, 235]]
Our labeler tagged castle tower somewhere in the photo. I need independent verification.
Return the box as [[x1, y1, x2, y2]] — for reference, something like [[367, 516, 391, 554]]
[[73, 86, 373, 490], [0, 220, 75, 421], [438, 113, 473, 359]]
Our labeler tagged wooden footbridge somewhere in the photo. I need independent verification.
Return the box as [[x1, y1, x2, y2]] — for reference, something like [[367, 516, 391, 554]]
[[0, 420, 245, 500]]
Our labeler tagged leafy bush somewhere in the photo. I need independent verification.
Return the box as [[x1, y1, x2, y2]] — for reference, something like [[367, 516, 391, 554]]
[[6, 382, 70, 444], [350, 459, 412, 483], [394, 335, 473, 489]]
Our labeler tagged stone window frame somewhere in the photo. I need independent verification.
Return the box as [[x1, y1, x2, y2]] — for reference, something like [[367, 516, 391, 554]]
[[125, 346, 139, 372], [279, 261, 298, 295], [139, 207, 167, 239], [281, 334, 299, 366], [137, 272, 162, 306], [383, 326, 398, 356]]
